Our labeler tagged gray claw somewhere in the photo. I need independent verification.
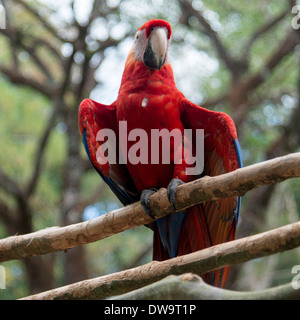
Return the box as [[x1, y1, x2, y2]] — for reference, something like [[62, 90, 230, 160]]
[[140, 188, 157, 219], [167, 178, 184, 204]]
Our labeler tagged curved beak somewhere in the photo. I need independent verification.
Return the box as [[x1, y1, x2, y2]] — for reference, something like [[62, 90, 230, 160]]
[[143, 27, 168, 70]]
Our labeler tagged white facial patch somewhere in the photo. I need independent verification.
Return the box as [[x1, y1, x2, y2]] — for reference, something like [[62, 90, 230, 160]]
[[133, 27, 170, 68], [134, 29, 148, 62]]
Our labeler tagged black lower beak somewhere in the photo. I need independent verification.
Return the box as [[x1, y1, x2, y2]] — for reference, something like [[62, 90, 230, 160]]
[[143, 44, 158, 70]]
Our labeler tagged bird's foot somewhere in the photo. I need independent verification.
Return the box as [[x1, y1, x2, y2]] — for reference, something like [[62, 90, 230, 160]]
[[140, 188, 157, 219], [167, 178, 184, 209]]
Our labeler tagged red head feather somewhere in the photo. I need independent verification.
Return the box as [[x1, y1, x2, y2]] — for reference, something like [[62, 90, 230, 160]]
[[138, 19, 172, 39]]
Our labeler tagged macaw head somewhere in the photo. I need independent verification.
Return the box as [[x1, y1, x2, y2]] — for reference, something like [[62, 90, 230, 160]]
[[128, 19, 172, 71]]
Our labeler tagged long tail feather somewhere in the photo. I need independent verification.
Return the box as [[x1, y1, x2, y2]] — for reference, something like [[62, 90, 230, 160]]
[[153, 204, 235, 288]]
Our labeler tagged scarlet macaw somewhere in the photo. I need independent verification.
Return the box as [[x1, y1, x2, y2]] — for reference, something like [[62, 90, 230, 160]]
[[79, 19, 242, 288]]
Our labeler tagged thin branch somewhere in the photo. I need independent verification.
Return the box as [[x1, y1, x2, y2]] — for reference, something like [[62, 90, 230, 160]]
[[110, 273, 300, 300], [20, 221, 300, 299], [0, 65, 57, 98], [242, 9, 289, 62], [266, 49, 300, 160], [0, 27, 56, 82], [27, 35, 62, 63], [23, 44, 75, 197], [231, 30, 299, 123], [0, 153, 300, 262], [253, 31, 299, 83], [17, 38, 55, 82], [14, 0, 66, 42], [25, 102, 60, 197], [178, 0, 246, 77]]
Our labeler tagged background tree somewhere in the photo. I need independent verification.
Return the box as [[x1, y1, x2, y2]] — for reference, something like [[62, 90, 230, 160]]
[[0, 0, 299, 299]]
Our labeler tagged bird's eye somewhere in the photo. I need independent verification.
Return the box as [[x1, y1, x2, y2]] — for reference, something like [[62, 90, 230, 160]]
[[136, 36, 139, 40]]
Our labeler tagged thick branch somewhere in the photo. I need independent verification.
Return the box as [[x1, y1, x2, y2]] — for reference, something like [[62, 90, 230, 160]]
[[110, 273, 300, 300], [0, 153, 300, 262], [0, 167, 24, 199], [20, 221, 300, 299], [0, 65, 56, 98], [0, 199, 17, 234]]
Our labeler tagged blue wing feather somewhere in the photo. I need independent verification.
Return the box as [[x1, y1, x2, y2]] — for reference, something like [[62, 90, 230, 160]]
[[83, 129, 135, 206], [156, 211, 187, 258], [234, 138, 243, 169], [234, 138, 243, 224]]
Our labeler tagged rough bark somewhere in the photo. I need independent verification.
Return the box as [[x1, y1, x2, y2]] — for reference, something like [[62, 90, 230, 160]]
[[1, 153, 300, 263], [110, 273, 300, 300], [20, 221, 300, 300]]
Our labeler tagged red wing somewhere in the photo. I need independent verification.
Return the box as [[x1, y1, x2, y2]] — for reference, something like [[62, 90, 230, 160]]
[[180, 98, 242, 244], [79, 99, 139, 205], [180, 99, 242, 287]]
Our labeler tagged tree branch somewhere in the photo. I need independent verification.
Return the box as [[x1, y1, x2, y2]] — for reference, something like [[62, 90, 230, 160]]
[[14, 0, 66, 42], [20, 221, 300, 299], [109, 273, 300, 300], [25, 102, 60, 197], [242, 9, 289, 62], [178, 0, 246, 78], [0, 65, 56, 98], [230, 30, 299, 124], [0, 168, 32, 234], [0, 153, 300, 262], [0, 167, 24, 199], [0, 199, 17, 234], [0, 27, 55, 82]]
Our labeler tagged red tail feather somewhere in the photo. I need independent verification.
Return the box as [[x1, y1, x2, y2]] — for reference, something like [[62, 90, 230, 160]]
[[153, 205, 236, 288]]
